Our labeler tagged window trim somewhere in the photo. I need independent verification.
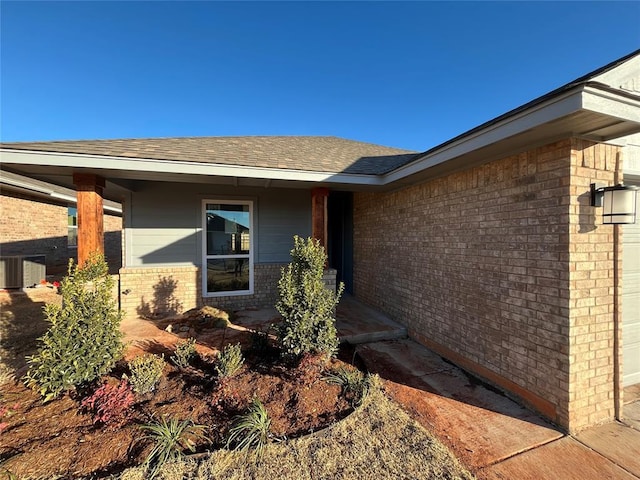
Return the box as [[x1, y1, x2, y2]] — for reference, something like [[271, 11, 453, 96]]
[[201, 199, 254, 297]]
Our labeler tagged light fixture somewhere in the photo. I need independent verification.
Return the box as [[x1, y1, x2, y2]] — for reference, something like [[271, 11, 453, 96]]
[[590, 183, 638, 224]]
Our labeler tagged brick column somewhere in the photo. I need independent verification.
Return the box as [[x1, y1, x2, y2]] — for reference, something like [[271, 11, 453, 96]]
[[73, 173, 105, 266], [311, 187, 329, 250]]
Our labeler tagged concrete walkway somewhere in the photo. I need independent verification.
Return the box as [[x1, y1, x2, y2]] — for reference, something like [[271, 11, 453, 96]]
[[355, 338, 640, 480], [336, 294, 407, 344]]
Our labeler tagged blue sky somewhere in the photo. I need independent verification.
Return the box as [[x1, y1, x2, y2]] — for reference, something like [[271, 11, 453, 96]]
[[1, 1, 638, 152]]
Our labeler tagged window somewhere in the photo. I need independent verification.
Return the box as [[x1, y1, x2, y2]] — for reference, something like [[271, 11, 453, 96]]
[[203, 200, 253, 296], [68, 207, 77, 248]]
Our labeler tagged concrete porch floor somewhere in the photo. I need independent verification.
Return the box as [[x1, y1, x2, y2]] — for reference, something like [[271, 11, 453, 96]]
[[121, 293, 407, 359]]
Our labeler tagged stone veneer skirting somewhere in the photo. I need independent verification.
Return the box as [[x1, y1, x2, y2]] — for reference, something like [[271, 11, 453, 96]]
[[119, 264, 338, 318]]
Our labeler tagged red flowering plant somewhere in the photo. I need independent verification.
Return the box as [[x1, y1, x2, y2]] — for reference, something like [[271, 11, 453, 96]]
[[0, 402, 19, 434], [81, 379, 135, 429]]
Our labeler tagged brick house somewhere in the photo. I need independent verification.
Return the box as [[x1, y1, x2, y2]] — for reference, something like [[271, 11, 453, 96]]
[[0, 171, 123, 279], [1, 50, 639, 432]]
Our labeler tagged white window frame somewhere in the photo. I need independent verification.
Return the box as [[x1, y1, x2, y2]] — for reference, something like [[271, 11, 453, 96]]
[[202, 199, 254, 297]]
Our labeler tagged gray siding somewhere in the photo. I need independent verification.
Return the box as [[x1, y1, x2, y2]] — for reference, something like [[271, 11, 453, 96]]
[[125, 182, 310, 267], [257, 191, 311, 263]]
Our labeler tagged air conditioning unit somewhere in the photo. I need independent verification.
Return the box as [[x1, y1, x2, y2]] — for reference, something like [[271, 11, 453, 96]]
[[0, 255, 46, 288], [0, 256, 23, 288], [23, 255, 46, 288]]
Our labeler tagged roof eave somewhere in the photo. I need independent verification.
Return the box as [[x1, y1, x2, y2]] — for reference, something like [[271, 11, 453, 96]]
[[0, 170, 122, 213], [0, 149, 386, 188], [380, 83, 640, 188], [1, 85, 638, 193]]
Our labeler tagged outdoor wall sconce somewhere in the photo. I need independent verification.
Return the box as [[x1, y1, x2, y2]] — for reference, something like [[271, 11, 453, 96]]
[[590, 183, 639, 224]]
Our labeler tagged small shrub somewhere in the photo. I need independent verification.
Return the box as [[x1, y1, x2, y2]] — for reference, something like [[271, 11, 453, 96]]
[[275, 236, 344, 359], [293, 353, 326, 383], [0, 402, 19, 435], [81, 379, 135, 429], [215, 343, 244, 379], [127, 354, 165, 394], [171, 338, 198, 368], [0, 368, 15, 386], [211, 381, 244, 414], [250, 330, 270, 354], [141, 416, 208, 479], [248, 329, 280, 362], [226, 397, 271, 456], [24, 254, 124, 401], [322, 366, 372, 407], [182, 306, 231, 331]]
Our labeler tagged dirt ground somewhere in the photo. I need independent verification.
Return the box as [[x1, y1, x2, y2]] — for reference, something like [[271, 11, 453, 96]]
[[0, 287, 61, 382], [0, 288, 355, 479], [1, 353, 354, 478], [0, 288, 475, 480]]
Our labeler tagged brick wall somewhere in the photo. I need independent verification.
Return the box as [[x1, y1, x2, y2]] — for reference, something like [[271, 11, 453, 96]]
[[353, 138, 621, 432], [1, 192, 68, 269], [104, 214, 123, 273], [119, 266, 200, 318], [119, 263, 285, 317], [203, 263, 284, 310], [567, 139, 621, 429], [0, 191, 122, 274]]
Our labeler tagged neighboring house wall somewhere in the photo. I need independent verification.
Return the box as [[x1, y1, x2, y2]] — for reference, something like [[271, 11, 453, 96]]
[[104, 214, 123, 270], [1, 191, 69, 270], [119, 181, 311, 317], [0, 190, 122, 274], [353, 138, 620, 433]]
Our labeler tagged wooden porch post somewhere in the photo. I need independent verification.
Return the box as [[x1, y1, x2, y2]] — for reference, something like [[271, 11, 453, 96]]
[[311, 187, 329, 250], [73, 173, 105, 266]]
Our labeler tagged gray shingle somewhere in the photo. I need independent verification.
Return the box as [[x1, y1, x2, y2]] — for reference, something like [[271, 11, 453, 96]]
[[0, 136, 418, 175]]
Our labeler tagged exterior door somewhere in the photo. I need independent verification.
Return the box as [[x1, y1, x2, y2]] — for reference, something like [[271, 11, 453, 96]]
[[328, 191, 354, 294]]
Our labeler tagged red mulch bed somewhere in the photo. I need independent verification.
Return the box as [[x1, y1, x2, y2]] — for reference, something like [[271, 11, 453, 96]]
[[0, 349, 356, 479]]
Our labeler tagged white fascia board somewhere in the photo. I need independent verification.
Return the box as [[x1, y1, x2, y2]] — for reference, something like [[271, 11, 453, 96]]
[[582, 86, 640, 123], [382, 88, 586, 184], [0, 149, 384, 187], [0, 174, 54, 195], [1, 173, 122, 213]]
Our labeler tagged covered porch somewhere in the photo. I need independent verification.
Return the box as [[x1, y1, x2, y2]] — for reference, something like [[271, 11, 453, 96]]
[[121, 294, 407, 359]]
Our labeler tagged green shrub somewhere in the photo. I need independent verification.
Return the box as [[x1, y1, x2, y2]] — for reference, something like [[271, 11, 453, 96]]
[[322, 366, 372, 407], [127, 354, 165, 394], [275, 236, 344, 358], [215, 343, 244, 379], [226, 397, 271, 456], [249, 329, 274, 359], [171, 338, 198, 369], [141, 416, 207, 479], [24, 254, 124, 401]]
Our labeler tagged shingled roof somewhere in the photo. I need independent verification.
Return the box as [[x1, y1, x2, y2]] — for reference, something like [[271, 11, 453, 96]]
[[0, 136, 418, 176]]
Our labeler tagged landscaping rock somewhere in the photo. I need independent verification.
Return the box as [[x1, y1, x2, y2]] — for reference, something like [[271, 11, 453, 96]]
[[183, 306, 230, 330]]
